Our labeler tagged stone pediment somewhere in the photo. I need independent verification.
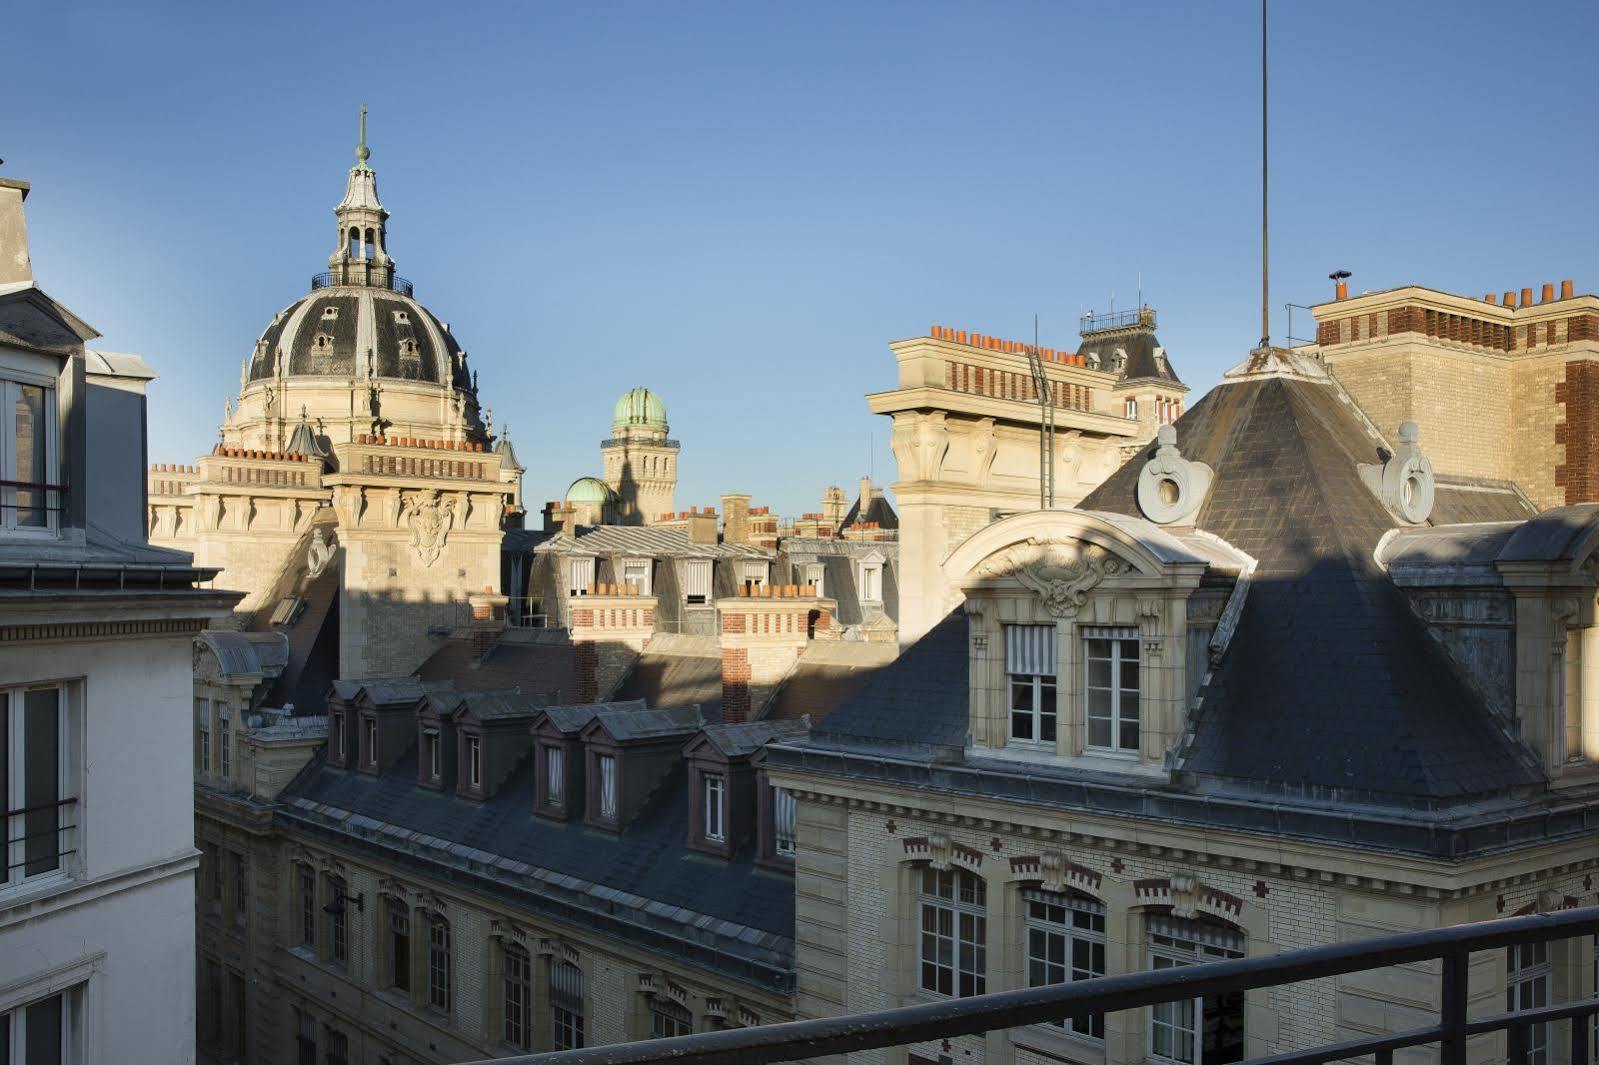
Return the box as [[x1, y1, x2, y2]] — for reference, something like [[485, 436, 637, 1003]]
[[970, 538, 1131, 619]]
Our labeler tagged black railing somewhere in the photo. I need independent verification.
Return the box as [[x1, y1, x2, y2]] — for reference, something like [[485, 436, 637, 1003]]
[[4, 796, 78, 874], [0, 478, 68, 528], [1081, 306, 1156, 334], [458, 906, 1599, 1065], [309, 271, 414, 298], [453, 596, 549, 630]]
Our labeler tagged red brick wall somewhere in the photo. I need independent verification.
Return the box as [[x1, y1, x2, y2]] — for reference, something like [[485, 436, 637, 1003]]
[[573, 641, 597, 704], [1556, 360, 1599, 504], [721, 646, 751, 723]]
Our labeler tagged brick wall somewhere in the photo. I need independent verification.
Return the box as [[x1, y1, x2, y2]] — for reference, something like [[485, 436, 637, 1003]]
[[1556, 360, 1599, 504]]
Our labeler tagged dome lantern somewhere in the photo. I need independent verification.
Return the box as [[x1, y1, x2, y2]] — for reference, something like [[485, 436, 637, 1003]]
[[327, 105, 395, 289], [611, 387, 668, 434]]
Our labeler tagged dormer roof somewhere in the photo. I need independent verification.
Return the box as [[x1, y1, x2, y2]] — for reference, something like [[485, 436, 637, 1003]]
[[582, 705, 703, 745]]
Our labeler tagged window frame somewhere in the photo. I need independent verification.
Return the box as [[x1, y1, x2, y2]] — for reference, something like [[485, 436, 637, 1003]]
[[772, 785, 796, 858], [1146, 914, 1246, 1065], [196, 698, 211, 775], [385, 897, 410, 994], [1024, 888, 1106, 1040], [703, 773, 725, 842], [2, 986, 76, 1064], [0, 367, 60, 537], [502, 941, 533, 1050], [364, 717, 378, 767], [917, 866, 987, 999], [1083, 630, 1141, 755], [597, 754, 618, 821], [327, 874, 348, 966], [1005, 624, 1058, 749], [1506, 940, 1552, 1065], [545, 745, 565, 808], [427, 912, 452, 1013], [648, 996, 693, 1039], [2, 681, 75, 891], [295, 862, 316, 949], [550, 960, 586, 1050]]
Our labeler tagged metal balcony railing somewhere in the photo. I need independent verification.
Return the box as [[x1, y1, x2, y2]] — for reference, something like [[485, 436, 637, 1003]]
[[457, 906, 1599, 1065], [1081, 306, 1156, 334], [309, 271, 414, 298], [4, 796, 78, 876], [454, 596, 549, 630]]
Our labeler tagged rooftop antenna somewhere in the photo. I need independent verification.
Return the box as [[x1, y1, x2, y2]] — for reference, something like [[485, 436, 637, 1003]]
[[1025, 313, 1056, 509], [1259, 0, 1270, 350], [1138, 271, 1143, 310]]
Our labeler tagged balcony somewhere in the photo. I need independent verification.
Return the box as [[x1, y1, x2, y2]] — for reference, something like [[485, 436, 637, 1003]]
[[310, 271, 414, 298], [456, 906, 1599, 1065]]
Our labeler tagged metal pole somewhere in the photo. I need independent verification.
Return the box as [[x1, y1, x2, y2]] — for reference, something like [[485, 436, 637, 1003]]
[[1439, 947, 1468, 1065], [1260, 0, 1270, 349]]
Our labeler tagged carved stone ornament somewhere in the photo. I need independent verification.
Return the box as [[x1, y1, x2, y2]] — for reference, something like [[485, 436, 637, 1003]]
[[1359, 421, 1435, 524], [401, 490, 456, 566], [975, 538, 1128, 619], [1137, 424, 1213, 526], [306, 526, 336, 578]]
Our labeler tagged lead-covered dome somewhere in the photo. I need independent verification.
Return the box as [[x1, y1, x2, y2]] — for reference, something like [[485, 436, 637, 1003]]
[[612, 387, 667, 432], [566, 476, 617, 506], [247, 285, 470, 388]]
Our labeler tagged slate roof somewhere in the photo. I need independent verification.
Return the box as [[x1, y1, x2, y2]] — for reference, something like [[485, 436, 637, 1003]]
[[699, 719, 810, 757], [535, 526, 771, 560], [841, 492, 899, 532], [536, 700, 646, 735], [1430, 476, 1537, 525], [763, 641, 899, 724], [612, 635, 724, 720], [1078, 327, 1183, 385], [200, 630, 289, 679], [414, 631, 577, 700], [590, 705, 703, 742]]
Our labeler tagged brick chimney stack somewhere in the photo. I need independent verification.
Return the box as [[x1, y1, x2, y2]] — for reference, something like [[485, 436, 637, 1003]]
[[717, 585, 836, 723], [569, 586, 657, 702], [467, 587, 510, 658], [0, 178, 33, 285], [686, 507, 718, 545], [721, 493, 751, 545]]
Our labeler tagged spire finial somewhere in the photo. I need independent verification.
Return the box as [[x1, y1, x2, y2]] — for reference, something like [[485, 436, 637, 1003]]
[[355, 104, 371, 168]]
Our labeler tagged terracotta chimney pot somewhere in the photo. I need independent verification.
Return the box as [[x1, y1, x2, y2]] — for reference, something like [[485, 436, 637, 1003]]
[[1485, 294, 1497, 304], [1335, 281, 1349, 300], [1522, 288, 1535, 307], [1542, 283, 1556, 303], [1562, 279, 1576, 299], [1504, 291, 1517, 308]]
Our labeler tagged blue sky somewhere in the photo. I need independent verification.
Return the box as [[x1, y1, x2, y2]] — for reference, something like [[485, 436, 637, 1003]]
[[7, 1, 1597, 518]]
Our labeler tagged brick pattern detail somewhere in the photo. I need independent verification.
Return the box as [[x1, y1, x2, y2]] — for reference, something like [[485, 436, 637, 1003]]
[[721, 646, 751, 723], [1570, 315, 1599, 343], [1557, 360, 1599, 504], [573, 641, 598, 703]]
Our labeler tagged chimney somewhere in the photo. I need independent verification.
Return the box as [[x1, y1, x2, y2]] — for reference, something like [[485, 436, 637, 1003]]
[[859, 476, 873, 510], [1485, 294, 1498, 305], [686, 507, 717, 545], [1504, 291, 1518, 308], [721, 493, 751, 545], [1542, 283, 1556, 304], [1335, 280, 1348, 300], [1522, 288, 1535, 308], [468, 587, 509, 659], [1562, 279, 1576, 300], [717, 586, 836, 723], [0, 178, 33, 285], [568, 587, 657, 702]]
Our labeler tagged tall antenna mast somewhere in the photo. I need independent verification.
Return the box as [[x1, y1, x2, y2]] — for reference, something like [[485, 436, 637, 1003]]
[[1259, 0, 1270, 349], [1026, 314, 1056, 509]]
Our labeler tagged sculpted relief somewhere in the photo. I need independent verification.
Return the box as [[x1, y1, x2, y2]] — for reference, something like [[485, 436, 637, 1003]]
[[400, 490, 456, 566], [973, 537, 1128, 618]]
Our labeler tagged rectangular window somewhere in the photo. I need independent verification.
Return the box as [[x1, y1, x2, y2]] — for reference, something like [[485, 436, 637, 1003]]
[[2, 376, 56, 533], [1507, 941, 1551, 1065], [622, 558, 650, 595], [328, 876, 348, 965], [325, 1027, 349, 1065], [386, 899, 410, 992], [424, 729, 440, 780], [1148, 915, 1245, 1065], [232, 851, 248, 926], [428, 915, 451, 1011], [683, 560, 711, 605], [804, 563, 825, 597], [740, 560, 768, 591], [293, 1006, 316, 1065], [196, 699, 210, 775], [1005, 624, 1057, 746], [1025, 889, 1106, 1039], [703, 774, 724, 841], [860, 564, 882, 603], [3, 684, 73, 888], [649, 998, 692, 1039], [296, 863, 315, 948], [1084, 629, 1140, 753], [364, 718, 377, 766], [550, 961, 585, 1050], [545, 747, 564, 807], [1125, 397, 1138, 419], [332, 712, 345, 761], [503, 943, 532, 1049], [569, 557, 595, 596], [219, 718, 230, 778], [206, 844, 223, 908], [4, 989, 70, 1064], [467, 735, 482, 788], [773, 785, 796, 857], [598, 755, 617, 820], [918, 867, 986, 998]]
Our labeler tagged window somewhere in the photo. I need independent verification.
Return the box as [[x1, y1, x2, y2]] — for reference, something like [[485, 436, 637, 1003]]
[[502, 942, 533, 1049], [206, 844, 223, 911], [5, 989, 71, 1064], [467, 735, 482, 789], [1025, 889, 1106, 1039], [860, 562, 883, 603], [427, 914, 451, 1012], [328, 875, 348, 965], [649, 998, 692, 1039], [293, 1006, 316, 1065], [598, 755, 617, 820], [1507, 941, 1551, 1065], [424, 729, 440, 780], [296, 863, 316, 947], [219, 715, 230, 778], [545, 746, 564, 807], [2, 373, 56, 533], [386, 898, 410, 992], [703, 774, 725, 841], [550, 960, 585, 1050], [1006, 625, 1057, 746], [804, 563, 825, 597], [1125, 397, 1138, 419], [232, 851, 248, 926], [683, 560, 711, 605], [622, 558, 650, 594], [740, 560, 768, 591], [364, 718, 377, 766], [1085, 629, 1140, 753], [325, 1026, 349, 1065], [3, 684, 74, 889], [1148, 915, 1245, 1065], [569, 557, 595, 596], [332, 712, 345, 762], [918, 867, 986, 998], [196, 699, 210, 774], [773, 785, 796, 857]]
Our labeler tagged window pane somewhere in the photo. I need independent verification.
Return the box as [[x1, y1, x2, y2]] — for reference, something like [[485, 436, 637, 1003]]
[[14, 384, 48, 528], [1087, 656, 1112, 689], [1087, 718, 1111, 749], [25, 993, 63, 1065], [23, 688, 61, 876]]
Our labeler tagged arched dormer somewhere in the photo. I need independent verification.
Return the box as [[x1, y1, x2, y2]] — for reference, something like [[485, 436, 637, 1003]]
[[943, 510, 1251, 769]]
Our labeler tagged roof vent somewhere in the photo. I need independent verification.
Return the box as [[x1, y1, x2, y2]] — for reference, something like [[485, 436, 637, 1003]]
[[1136, 425, 1213, 526]]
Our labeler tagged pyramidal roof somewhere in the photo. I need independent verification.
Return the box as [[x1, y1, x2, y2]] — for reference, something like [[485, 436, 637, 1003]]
[[1077, 362, 1542, 802]]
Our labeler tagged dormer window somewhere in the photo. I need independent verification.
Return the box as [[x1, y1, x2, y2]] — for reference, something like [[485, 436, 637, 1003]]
[[804, 563, 825, 597], [467, 735, 482, 788], [393, 310, 410, 325], [1084, 627, 1140, 753], [1006, 624, 1057, 747], [363, 718, 378, 767], [546, 746, 564, 807], [423, 729, 440, 781], [622, 558, 650, 594], [2, 371, 56, 534], [400, 339, 418, 359], [773, 785, 796, 857], [597, 755, 617, 820], [569, 557, 595, 596], [314, 333, 333, 351], [740, 561, 768, 592], [1087, 351, 1101, 370], [321, 306, 339, 320], [703, 773, 725, 841], [684, 560, 711, 605], [859, 557, 884, 604]]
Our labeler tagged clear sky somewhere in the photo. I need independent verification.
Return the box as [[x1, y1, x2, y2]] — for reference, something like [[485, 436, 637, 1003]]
[[7, 1, 1597, 519]]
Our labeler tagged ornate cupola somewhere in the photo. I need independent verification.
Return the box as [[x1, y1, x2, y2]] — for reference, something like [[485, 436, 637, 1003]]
[[327, 106, 394, 288]]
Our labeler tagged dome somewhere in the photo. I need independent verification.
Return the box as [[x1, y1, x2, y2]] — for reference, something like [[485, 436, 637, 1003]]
[[565, 476, 617, 507], [612, 387, 668, 432], [246, 284, 470, 389]]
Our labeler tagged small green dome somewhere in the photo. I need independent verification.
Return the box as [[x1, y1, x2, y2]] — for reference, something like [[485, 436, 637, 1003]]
[[612, 386, 668, 432], [565, 476, 617, 507]]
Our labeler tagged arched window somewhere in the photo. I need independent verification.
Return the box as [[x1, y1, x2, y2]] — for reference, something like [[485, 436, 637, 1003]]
[[1147, 913, 1244, 1065], [550, 960, 585, 1049], [383, 897, 410, 992], [918, 866, 986, 997], [1024, 888, 1106, 1039], [426, 913, 451, 1011], [364, 228, 377, 259], [348, 227, 361, 258], [648, 996, 692, 1039], [502, 941, 532, 1049]]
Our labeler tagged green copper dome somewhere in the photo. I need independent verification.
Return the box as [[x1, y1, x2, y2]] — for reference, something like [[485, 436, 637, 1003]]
[[565, 476, 617, 507], [612, 386, 668, 432]]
